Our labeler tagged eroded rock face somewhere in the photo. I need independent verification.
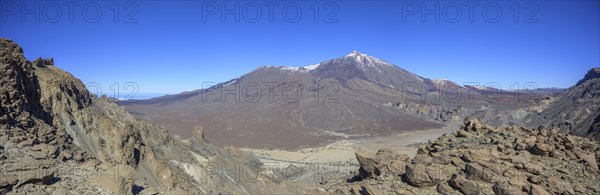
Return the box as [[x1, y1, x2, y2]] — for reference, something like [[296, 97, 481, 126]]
[[335, 118, 600, 194]]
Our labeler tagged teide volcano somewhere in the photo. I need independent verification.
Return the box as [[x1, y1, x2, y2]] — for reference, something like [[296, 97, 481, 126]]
[[122, 51, 450, 149], [312, 51, 429, 89]]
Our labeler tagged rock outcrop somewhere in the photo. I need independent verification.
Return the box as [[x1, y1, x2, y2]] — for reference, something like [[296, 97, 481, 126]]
[[354, 149, 410, 180], [335, 117, 600, 194], [576, 68, 600, 86]]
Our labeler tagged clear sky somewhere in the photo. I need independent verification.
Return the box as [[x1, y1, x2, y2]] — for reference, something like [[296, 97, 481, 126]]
[[1, 1, 598, 94]]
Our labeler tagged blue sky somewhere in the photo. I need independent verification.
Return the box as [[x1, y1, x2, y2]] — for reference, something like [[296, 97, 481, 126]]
[[1, 1, 598, 94]]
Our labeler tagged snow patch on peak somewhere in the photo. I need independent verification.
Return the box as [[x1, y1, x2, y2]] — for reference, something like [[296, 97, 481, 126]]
[[432, 79, 453, 87], [258, 63, 320, 72], [346, 50, 366, 57], [343, 50, 395, 73], [345, 50, 392, 65], [346, 50, 371, 62], [465, 84, 500, 91], [473, 85, 490, 90], [432, 79, 468, 90], [300, 63, 320, 71], [281, 66, 300, 71], [432, 79, 450, 83], [260, 65, 299, 71]]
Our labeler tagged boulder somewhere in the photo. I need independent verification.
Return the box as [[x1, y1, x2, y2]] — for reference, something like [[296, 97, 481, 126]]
[[462, 149, 495, 164], [493, 181, 525, 195], [47, 145, 58, 158], [449, 174, 480, 195], [388, 160, 406, 174], [527, 175, 542, 184], [74, 152, 84, 162], [573, 149, 599, 171], [355, 149, 413, 179], [437, 182, 460, 195], [463, 117, 483, 131], [355, 151, 381, 179], [529, 143, 552, 156], [529, 184, 551, 195], [376, 149, 410, 162], [62, 151, 73, 161], [523, 163, 542, 175], [501, 169, 522, 180], [404, 164, 434, 187], [465, 163, 494, 182], [425, 165, 448, 184], [511, 152, 531, 165], [433, 154, 452, 165], [412, 154, 433, 165]]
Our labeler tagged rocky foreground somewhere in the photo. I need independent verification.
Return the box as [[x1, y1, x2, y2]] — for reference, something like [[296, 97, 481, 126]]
[[334, 117, 600, 194]]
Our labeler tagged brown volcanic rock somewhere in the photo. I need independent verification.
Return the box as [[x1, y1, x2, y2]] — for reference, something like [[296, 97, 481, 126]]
[[529, 142, 552, 156], [355, 149, 411, 179], [405, 164, 435, 187], [449, 174, 480, 195], [355, 150, 381, 179], [492, 181, 525, 195], [333, 118, 600, 195]]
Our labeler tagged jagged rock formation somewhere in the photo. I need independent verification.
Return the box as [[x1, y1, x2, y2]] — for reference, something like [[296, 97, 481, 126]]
[[576, 68, 600, 86], [334, 117, 600, 194], [0, 39, 315, 194], [527, 68, 600, 141]]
